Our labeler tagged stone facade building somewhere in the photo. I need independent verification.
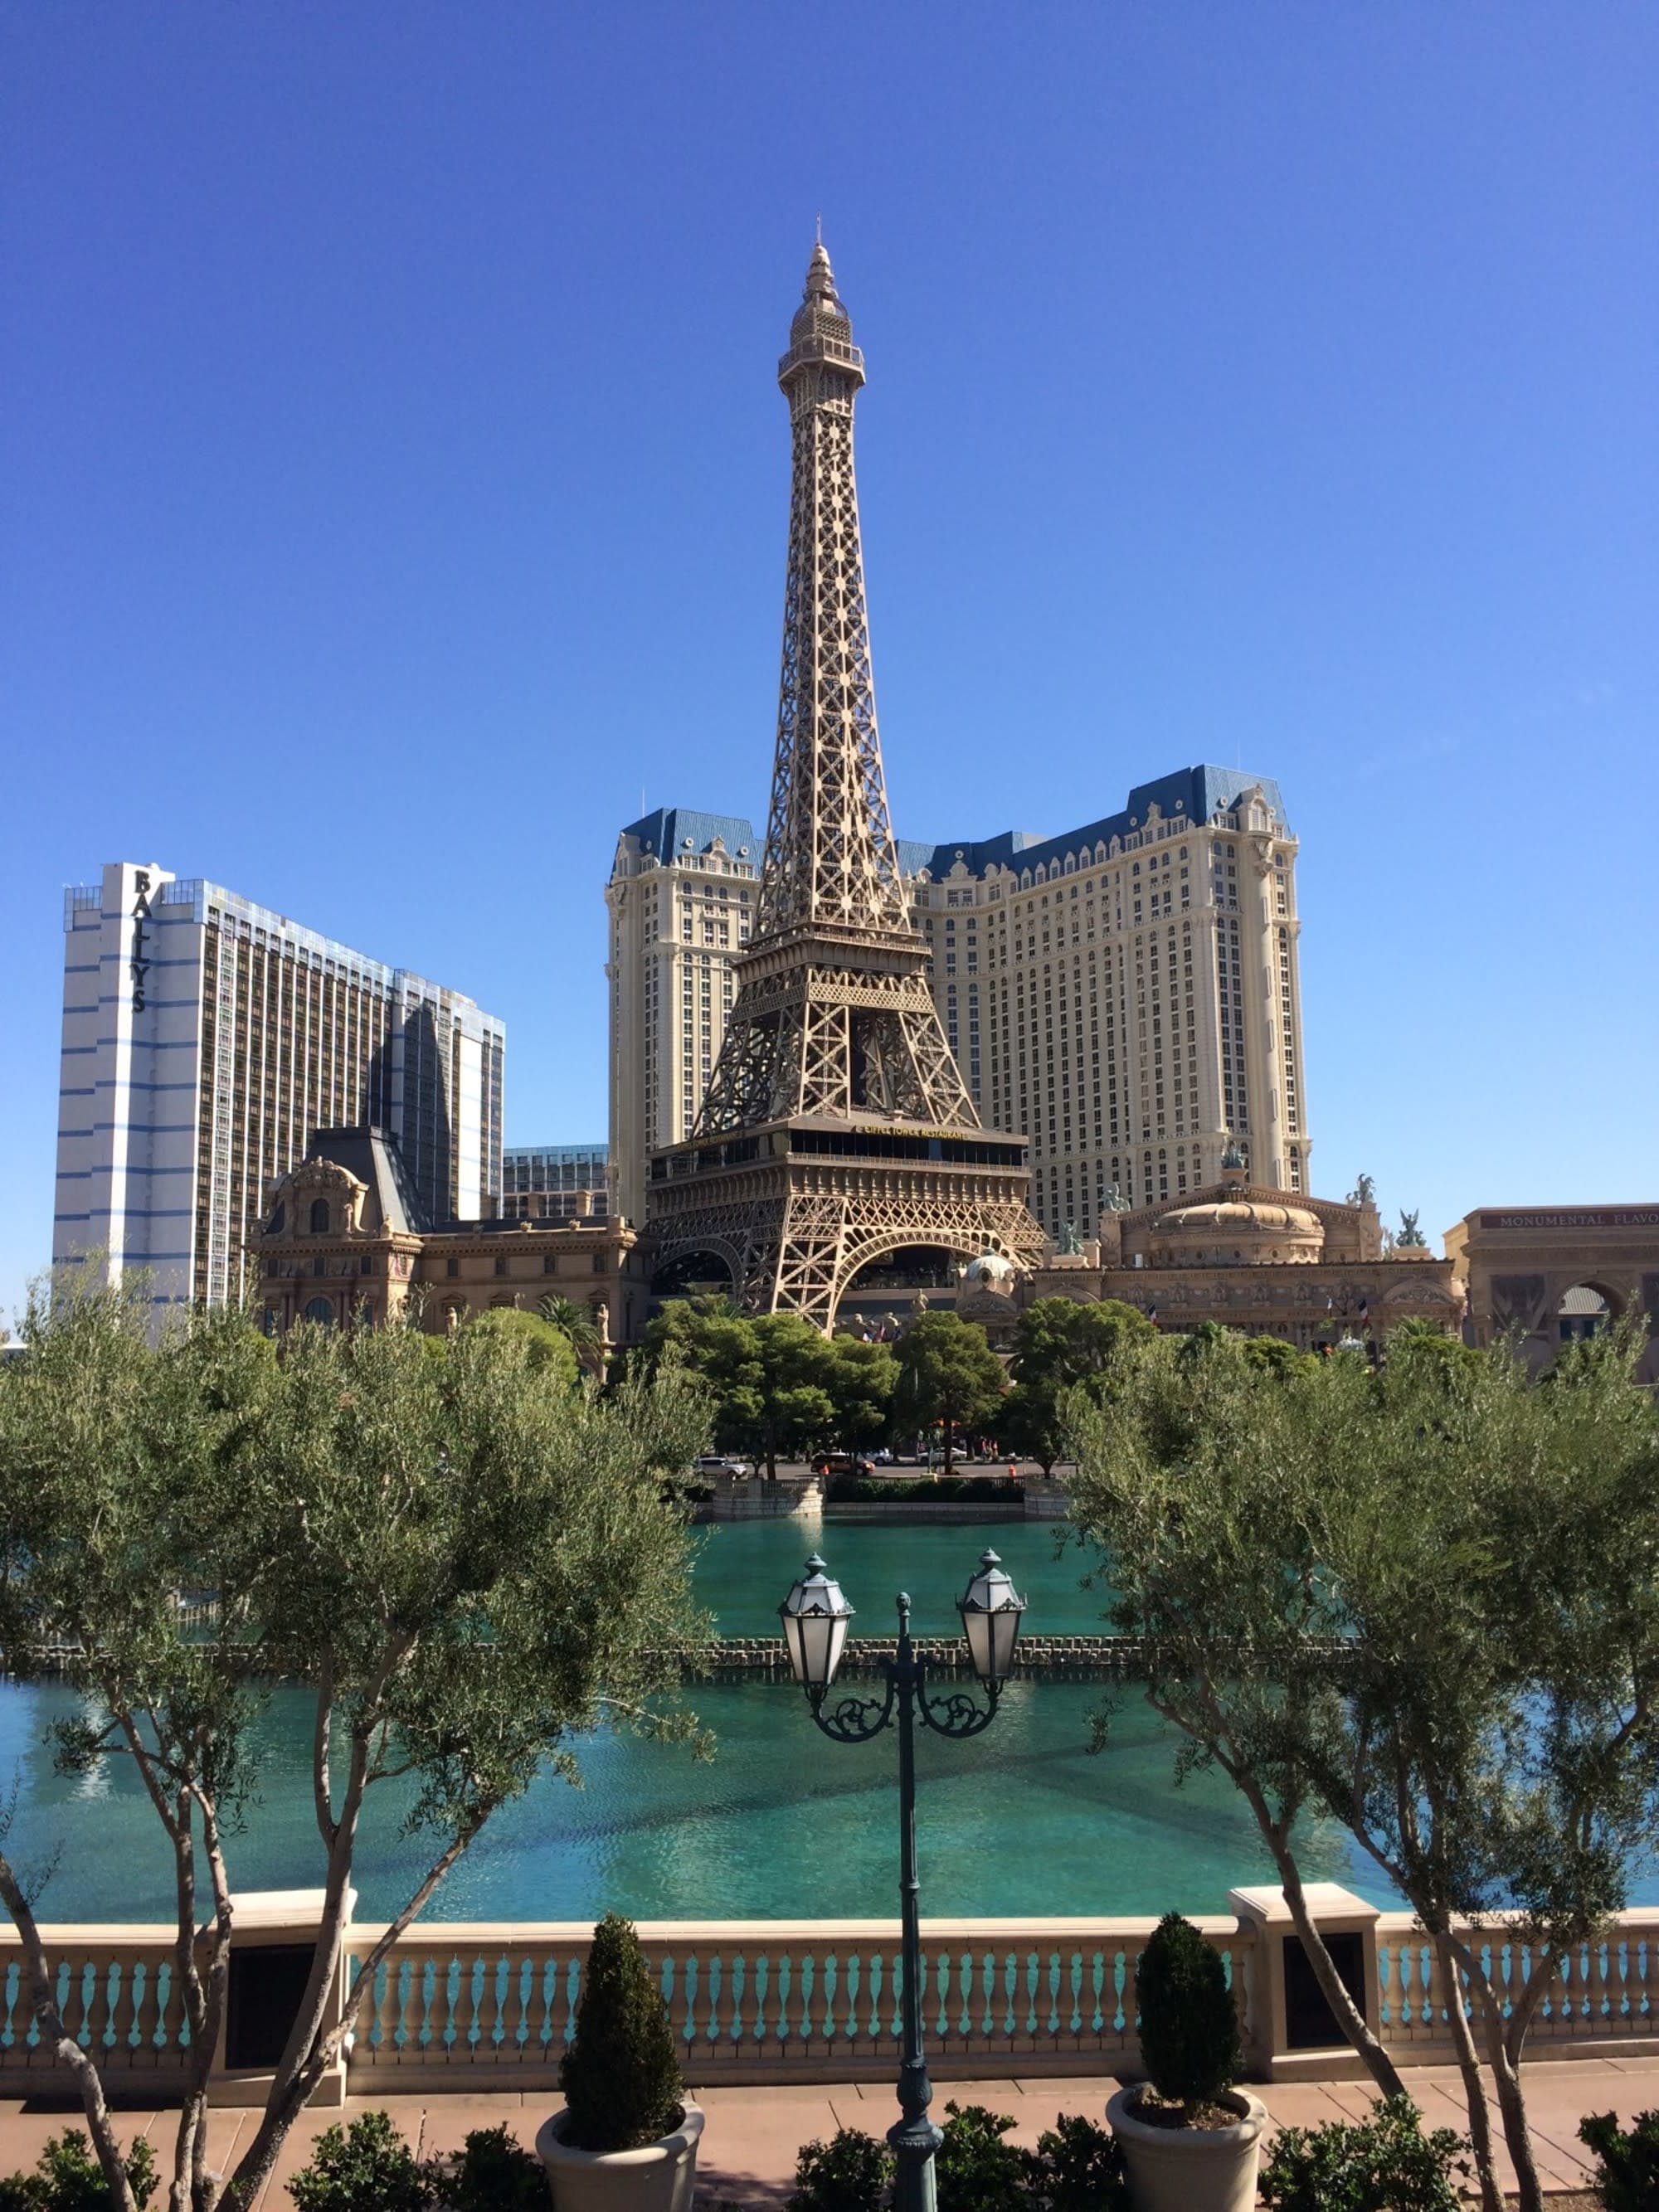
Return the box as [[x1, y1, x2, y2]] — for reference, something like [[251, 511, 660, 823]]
[[252, 1127, 645, 1353], [1446, 1204, 1659, 1382], [957, 1156, 1462, 1354]]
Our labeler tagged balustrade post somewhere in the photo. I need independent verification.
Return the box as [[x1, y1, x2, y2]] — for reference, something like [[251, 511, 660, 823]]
[[1228, 1884, 1382, 2080], [208, 1887, 356, 2108]]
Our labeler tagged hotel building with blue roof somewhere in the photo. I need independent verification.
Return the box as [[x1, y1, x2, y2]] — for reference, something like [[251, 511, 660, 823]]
[[606, 767, 1308, 1239]]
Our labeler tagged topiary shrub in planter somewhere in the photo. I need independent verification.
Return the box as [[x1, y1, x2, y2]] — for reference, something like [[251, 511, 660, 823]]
[[787, 2127, 894, 2210], [1106, 1913, 1265, 2212], [0, 2131, 158, 2212], [1579, 2107, 1659, 2212], [1136, 1909, 1241, 2117], [1258, 2098, 1469, 2212], [288, 2111, 436, 2212], [538, 1913, 703, 2211]]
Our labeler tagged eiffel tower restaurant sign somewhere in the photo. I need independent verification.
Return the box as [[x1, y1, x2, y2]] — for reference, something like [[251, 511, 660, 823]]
[[644, 246, 1043, 1331]]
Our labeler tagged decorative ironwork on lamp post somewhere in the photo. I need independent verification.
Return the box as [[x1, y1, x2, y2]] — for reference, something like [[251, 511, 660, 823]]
[[778, 1550, 1029, 2212]]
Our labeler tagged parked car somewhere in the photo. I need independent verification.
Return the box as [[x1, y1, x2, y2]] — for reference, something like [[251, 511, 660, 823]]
[[870, 1448, 894, 1465], [694, 1453, 753, 1480], [810, 1451, 877, 1476]]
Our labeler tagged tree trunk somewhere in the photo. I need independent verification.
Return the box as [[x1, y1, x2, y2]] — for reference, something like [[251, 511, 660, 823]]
[[1234, 1787, 1408, 2101], [941, 1420, 955, 1475], [1480, 1986, 1545, 2212], [1433, 1928, 1504, 2212], [221, 1722, 369, 2210], [0, 1855, 138, 2212]]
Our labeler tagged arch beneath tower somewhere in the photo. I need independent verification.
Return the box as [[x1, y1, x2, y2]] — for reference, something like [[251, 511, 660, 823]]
[[649, 1244, 740, 1304], [832, 1230, 1014, 1332]]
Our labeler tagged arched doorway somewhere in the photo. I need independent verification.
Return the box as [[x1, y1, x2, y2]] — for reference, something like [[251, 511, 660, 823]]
[[1557, 1282, 1621, 1344]]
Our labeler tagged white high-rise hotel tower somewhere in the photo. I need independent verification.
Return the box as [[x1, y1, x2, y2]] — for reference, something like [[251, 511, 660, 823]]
[[56, 863, 504, 1310]]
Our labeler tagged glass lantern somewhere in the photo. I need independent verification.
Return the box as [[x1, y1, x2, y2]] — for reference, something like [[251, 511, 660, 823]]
[[958, 1548, 1027, 1688], [779, 1554, 855, 1691]]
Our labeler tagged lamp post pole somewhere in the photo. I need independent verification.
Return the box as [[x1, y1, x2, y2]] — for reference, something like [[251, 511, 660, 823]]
[[779, 1552, 1027, 2212], [889, 1595, 941, 2209]]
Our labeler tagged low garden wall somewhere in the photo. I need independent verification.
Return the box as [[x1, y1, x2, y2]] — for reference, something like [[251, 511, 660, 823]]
[[6, 1894, 1658, 2101]]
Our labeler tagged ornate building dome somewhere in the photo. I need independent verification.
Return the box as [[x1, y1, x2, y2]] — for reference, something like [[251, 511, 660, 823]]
[[1150, 1198, 1326, 1266], [963, 1250, 1017, 1290]]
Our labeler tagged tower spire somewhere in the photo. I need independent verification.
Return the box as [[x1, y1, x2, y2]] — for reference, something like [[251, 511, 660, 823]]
[[756, 243, 907, 941]]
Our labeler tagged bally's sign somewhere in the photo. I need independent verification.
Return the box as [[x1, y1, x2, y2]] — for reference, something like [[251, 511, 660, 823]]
[[129, 870, 153, 1014]]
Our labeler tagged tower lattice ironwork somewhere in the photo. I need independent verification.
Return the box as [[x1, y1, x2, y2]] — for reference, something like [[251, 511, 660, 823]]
[[645, 245, 1042, 1328]]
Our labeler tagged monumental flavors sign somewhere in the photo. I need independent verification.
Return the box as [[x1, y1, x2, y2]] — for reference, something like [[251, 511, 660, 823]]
[[1478, 1210, 1659, 1232]]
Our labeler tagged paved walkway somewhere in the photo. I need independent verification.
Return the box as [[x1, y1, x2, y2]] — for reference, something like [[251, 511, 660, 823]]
[[2, 2055, 1653, 2204]]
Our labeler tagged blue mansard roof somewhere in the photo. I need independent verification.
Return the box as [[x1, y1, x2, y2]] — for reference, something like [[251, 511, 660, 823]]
[[620, 767, 1287, 887], [899, 766, 1288, 881], [620, 807, 762, 864]]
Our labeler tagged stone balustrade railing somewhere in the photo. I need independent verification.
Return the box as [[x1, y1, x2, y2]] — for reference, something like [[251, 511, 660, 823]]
[[679, 1636, 1182, 1680], [343, 1916, 1243, 2090], [5, 1898, 1659, 2101]]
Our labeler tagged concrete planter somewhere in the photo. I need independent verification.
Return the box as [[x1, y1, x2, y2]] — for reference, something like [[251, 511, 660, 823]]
[[1106, 2084, 1266, 2212], [535, 2104, 703, 2212]]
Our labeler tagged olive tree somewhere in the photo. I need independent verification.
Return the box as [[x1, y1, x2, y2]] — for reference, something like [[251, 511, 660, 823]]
[[0, 1279, 712, 2212], [1068, 1320, 1659, 2212]]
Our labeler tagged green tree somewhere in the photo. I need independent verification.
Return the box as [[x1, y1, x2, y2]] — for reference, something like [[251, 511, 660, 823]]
[[1002, 1299, 1155, 1471], [824, 1335, 898, 1449], [740, 1313, 839, 1476], [999, 1377, 1067, 1473], [893, 1311, 1006, 1474], [466, 1305, 580, 1388], [1068, 1320, 1659, 2212], [641, 1291, 863, 1468], [1010, 1297, 1155, 1394], [0, 1279, 711, 2212]]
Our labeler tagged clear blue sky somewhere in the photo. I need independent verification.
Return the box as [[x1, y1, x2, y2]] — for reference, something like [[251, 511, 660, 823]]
[[2, 2, 1655, 1320]]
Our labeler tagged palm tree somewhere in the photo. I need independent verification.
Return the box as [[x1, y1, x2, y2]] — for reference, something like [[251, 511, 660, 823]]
[[537, 1294, 606, 1377]]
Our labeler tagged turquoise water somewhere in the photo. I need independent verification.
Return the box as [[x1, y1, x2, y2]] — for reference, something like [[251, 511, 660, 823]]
[[0, 1675, 1378, 1923], [9, 1521, 1642, 1925], [693, 1515, 1106, 1639]]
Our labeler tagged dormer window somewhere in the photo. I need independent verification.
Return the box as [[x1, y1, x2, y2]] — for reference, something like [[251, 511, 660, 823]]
[[309, 1198, 330, 1234]]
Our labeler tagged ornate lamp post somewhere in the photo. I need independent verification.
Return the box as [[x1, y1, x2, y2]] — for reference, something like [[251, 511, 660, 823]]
[[778, 1549, 1029, 2212]]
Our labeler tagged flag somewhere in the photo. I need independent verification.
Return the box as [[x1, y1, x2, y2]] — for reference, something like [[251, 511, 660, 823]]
[[1357, 1298, 1369, 1319]]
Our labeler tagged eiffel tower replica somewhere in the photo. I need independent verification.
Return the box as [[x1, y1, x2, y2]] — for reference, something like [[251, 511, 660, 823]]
[[645, 242, 1043, 1329]]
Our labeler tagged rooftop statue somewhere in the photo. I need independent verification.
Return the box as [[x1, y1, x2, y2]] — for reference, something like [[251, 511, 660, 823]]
[[1058, 1219, 1083, 1255], [1397, 1208, 1428, 1249], [1347, 1172, 1376, 1207]]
